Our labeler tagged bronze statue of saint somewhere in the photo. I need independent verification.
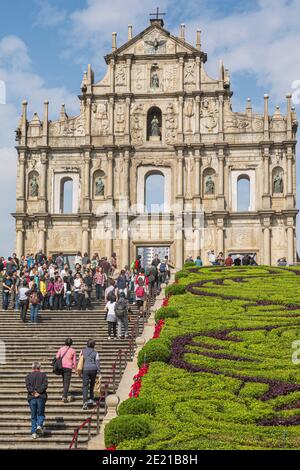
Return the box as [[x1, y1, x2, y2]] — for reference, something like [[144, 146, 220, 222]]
[[151, 115, 160, 137], [30, 175, 39, 197], [205, 175, 215, 195], [95, 176, 105, 196], [273, 173, 283, 193]]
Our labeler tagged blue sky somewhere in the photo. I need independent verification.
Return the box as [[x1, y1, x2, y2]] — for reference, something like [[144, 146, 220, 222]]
[[0, 0, 300, 256]]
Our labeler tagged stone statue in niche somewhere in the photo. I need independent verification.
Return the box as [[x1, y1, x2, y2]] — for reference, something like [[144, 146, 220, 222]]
[[29, 174, 39, 197], [273, 172, 283, 194], [205, 175, 215, 195], [95, 176, 105, 196], [151, 69, 159, 90], [151, 115, 160, 137]]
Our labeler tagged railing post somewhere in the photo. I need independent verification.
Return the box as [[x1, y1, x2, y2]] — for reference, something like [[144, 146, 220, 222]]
[[112, 364, 116, 393], [74, 431, 78, 450], [119, 352, 122, 381], [96, 402, 101, 434], [87, 419, 91, 441]]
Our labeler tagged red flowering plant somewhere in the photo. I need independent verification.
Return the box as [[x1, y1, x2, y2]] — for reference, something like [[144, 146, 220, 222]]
[[105, 445, 117, 451], [162, 297, 169, 307], [129, 364, 149, 398], [152, 319, 165, 339]]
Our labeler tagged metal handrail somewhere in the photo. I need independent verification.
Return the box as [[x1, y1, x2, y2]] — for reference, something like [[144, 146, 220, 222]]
[[69, 316, 140, 450]]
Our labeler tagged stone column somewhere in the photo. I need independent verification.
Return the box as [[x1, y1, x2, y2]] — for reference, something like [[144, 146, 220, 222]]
[[125, 98, 131, 143], [194, 149, 201, 198], [110, 59, 115, 93], [262, 147, 271, 209], [108, 98, 115, 144], [20, 101, 28, 147], [217, 148, 225, 210], [178, 56, 184, 92], [121, 219, 129, 268], [195, 57, 201, 90], [195, 96, 200, 142], [42, 101, 49, 147], [82, 223, 90, 255], [105, 227, 113, 259], [286, 94, 292, 140], [287, 225, 294, 265], [39, 151, 48, 213], [218, 94, 224, 142], [38, 229, 46, 253], [178, 96, 184, 141], [177, 150, 184, 198], [217, 227, 224, 254], [107, 151, 114, 200], [263, 226, 271, 265], [126, 57, 132, 93], [17, 150, 26, 213], [83, 149, 91, 212], [85, 98, 92, 145], [123, 151, 130, 201], [16, 223, 24, 258], [286, 146, 295, 209]]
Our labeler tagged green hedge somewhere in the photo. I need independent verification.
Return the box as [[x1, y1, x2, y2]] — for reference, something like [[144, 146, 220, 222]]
[[118, 398, 156, 416], [155, 307, 179, 322], [165, 283, 186, 296], [104, 415, 152, 448], [137, 338, 171, 368]]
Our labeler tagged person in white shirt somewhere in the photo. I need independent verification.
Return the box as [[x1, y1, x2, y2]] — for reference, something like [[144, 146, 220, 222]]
[[104, 280, 115, 302], [208, 250, 217, 265], [105, 294, 117, 339]]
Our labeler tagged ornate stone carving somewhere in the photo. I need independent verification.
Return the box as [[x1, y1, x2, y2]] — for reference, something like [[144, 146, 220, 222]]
[[92, 102, 109, 136], [200, 98, 219, 133], [185, 99, 194, 132], [115, 104, 125, 134], [144, 33, 167, 54], [50, 114, 85, 137], [165, 102, 177, 144], [163, 65, 177, 92], [131, 104, 144, 145], [135, 66, 145, 91], [115, 64, 126, 87], [225, 116, 250, 131], [252, 118, 264, 132], [184, 62, 196, 85]]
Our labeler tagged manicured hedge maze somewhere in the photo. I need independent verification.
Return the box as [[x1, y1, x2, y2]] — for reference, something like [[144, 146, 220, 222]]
[[115, 266, 300, 450]]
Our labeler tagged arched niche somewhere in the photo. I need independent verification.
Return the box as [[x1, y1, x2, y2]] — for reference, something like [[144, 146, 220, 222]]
[[202, 168, 216, 197], [93, 170, 105, 198], [28, 171, 39, 199], [147, 106, 162, 141], [272, 166, 284, 194]]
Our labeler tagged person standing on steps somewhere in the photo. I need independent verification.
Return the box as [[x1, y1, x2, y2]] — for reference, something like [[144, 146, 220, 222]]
[[27, 284, 43, 324], [56, 338, 77, 403], [78, 339, 101, 410], [2, 273, 14, 310], [115, 292, 129, 339], [25, 362, 48, 439], [18, 280, 30, 322], [105, 293, 117, 340]]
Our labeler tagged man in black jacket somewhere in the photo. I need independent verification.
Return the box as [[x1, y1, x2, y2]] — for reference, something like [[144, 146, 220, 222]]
[[25, 362, 48, 439]]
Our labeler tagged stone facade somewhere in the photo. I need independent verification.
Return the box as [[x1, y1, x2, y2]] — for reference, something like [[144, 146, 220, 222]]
[[13, 18, 298, 267]]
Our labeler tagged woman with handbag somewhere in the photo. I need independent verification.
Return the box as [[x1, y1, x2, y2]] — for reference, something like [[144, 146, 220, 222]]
[[77, 339, 101, 410], [55, 338, 77, 403]]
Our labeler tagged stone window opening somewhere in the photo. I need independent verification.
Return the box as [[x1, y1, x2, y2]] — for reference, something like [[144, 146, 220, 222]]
[[60, 177, 73, 214], [237, 175, 250, 212], [145, 171, 165, 212]]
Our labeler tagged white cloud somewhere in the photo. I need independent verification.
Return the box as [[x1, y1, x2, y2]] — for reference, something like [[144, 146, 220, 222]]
[[33, 0, 67, 28], [0, 34, 80, 255]]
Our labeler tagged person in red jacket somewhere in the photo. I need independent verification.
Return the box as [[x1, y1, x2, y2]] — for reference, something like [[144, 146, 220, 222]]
[[224, 254, 233, 267]]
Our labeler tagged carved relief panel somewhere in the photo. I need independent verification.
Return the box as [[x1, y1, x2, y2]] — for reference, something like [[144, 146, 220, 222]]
[[200, 98, 219, 134], [92, 102, 109, 136]]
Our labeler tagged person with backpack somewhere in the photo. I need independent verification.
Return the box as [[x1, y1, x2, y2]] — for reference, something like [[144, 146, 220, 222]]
[[55, 338, 77, 403], [147, 265, 157, 299], [105, 293, 117, 340], [116, 269, 128, 299], [78, 339, 101, 410], [27, 284, 43, 324], [2, 273, 14, 310], [83, 270, 93, 310], [157, 259, 168, 290], [134, 255, 142, 272], [115, 292, 129, 339], [135, 277, 147, 317]]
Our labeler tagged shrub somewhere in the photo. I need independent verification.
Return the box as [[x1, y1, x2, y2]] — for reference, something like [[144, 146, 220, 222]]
[[183, 262, 195, 268], [104, 415, 152, 448], [165, 283, 186, 296], [118, 398, 156, 416], [138, 338, 171, 368], [155, 307, 179, 322], [175, 271, 189, 280]]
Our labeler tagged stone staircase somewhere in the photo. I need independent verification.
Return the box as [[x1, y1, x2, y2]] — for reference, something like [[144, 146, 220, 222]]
[[0, 290, 150, 450]]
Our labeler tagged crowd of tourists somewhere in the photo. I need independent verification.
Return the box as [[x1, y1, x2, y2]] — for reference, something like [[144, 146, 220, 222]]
[[0, 250, 173, 440], [0, 251, 172, 326], [185, 250, 259, 267]]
